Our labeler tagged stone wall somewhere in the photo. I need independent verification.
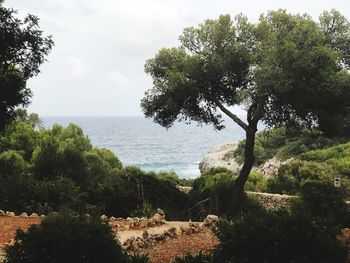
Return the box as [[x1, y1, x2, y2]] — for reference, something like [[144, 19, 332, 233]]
[[247, 191, 297, 210]]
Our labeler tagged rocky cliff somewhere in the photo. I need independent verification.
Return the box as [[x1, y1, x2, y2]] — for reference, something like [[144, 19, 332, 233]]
[[199, 142, 293, 177]]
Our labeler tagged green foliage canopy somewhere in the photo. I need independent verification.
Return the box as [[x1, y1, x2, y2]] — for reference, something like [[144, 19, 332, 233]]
[[0, 6, 53, 130]]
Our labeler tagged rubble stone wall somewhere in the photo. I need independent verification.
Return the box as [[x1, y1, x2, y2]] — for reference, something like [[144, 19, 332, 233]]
[[247, 191, 297, 210]]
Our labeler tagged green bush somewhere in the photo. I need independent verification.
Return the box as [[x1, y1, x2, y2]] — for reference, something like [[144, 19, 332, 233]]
[[296, 180, 350, 235], [0, 122, 39, 161], [327, 156, 350, 177], [213, 208, 347, 263], [266, 160, 350, 195], [234, 127, 342, 165], [172, 252, 212, 263], [5, 215, 128, 263], [189, 169, 268, 218], [189, 169, 235, 219], [301, 141, 350, 162], [0, 122, 189, 219], [243, 171, 268, 192]]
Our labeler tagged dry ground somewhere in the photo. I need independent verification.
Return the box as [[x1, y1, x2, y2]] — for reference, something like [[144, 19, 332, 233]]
[[0, 216, 218, 263]]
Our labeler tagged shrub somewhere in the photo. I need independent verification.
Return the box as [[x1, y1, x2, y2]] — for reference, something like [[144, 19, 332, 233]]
[[172, 252, 212, 263], [189, 169, 235, 219], [117, 166, 189, 220], [266, 160, 350, 195], [234, 127, 342, 165], [296, 180, 350, 235], [189, 169, 267, 218], [0, 122, 189, 219], [243, 171, 268, 192], [5, 215, 127, 263], [213, 208, 347, 263], [327, 157, 350, 177], [301, 141, 350, 162]]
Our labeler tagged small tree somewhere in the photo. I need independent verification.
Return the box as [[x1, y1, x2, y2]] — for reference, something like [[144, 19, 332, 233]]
[[141, 11, 350, 213], [0, 6, 53, 130]]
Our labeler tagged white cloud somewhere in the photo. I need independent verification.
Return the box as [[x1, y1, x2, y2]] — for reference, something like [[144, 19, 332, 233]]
[[66, 56, 86, 80], [4, 0, 350, 116], [107, 71, 129, 87]]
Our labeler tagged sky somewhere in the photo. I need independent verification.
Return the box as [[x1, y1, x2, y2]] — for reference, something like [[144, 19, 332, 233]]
[[4, 0, 350, 116]]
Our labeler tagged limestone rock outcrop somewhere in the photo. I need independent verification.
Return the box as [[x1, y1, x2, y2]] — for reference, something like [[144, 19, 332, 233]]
[[199, 142, 241, 173]]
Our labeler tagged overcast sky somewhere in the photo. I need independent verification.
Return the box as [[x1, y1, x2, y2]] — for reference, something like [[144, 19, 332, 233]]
[[4, 0, 350, 116]]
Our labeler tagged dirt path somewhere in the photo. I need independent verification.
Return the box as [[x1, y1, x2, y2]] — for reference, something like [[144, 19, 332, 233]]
[[0, 216, 218, 263], [145, 229, 219, 263]]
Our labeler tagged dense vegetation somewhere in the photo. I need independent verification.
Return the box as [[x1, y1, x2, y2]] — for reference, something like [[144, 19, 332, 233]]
[[0, 121, 188, 219], [3, 118, 349, 222], [177, 183, 349, 263], [187, 127, 350, 219], [232, 127, 346, 165], [141, 9, 350, 212]]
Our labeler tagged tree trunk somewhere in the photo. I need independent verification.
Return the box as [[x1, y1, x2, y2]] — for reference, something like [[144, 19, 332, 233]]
[[229, 124, 257, 215]]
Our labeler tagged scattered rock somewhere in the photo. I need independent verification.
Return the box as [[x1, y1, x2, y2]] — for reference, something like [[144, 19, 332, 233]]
[[142, 230, 149, 240], [29, 213, 38, 218], [203, 215, 219, 227], [153, 233, 166, 241], [189, 221, 201, 233], [164, 227, 177, 237], [180, 226, 192, 235], [177, 185, 192, 193], [19, 212, 28, 218], [100, 214, 108, 222], [6, 211, 15, 217]]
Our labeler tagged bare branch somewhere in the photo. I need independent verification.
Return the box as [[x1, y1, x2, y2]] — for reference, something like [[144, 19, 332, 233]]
[[213, 99, 249, 131]]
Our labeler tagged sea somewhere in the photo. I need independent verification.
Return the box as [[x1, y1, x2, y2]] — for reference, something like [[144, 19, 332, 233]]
[[43, 116, 248, 179]]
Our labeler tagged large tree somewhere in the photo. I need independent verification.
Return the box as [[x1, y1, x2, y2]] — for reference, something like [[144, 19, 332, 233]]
[[141, 10, 350, 213], [0, 5, 53, 130]]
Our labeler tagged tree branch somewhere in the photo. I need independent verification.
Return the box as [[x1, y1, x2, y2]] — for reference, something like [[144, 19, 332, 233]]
[[213, 99, 249, 132]]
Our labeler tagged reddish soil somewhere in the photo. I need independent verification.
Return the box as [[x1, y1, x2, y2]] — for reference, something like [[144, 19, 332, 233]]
[[0, 216, 41, 249], [0, 216, 218, 263], [145, 229, 219, 263]]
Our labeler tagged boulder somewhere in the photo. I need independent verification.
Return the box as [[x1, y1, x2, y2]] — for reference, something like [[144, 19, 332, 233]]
[[164, 227, 177, 237], [180, 226, 192, 235], [20, 212, 28, 218], [142, 230, 149, 240], [0, 210, 5, 216], [100, 214, 108, 222], [203, 215, 219, 227], [29, 213, 39, 218], [153, 233, 166, 241], [189, 221, 201, 233], [151, 209, 166, 225], [6, 211, 15, 217], [122, 236, 136, 250]]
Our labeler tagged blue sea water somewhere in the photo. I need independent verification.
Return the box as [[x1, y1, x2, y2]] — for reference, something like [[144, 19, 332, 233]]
[[43, 116, 247, 179]]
